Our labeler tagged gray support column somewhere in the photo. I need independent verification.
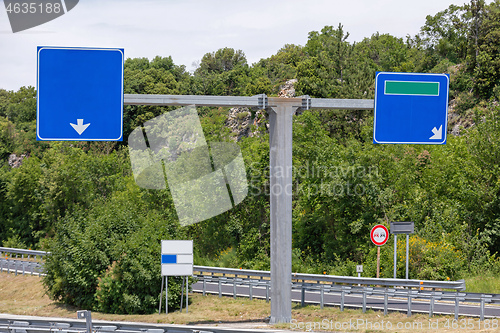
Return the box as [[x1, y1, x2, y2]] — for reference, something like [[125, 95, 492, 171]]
[[268, 99, 299, 324]]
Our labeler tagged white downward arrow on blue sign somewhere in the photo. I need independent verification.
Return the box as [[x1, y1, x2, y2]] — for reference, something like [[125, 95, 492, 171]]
[[70, 119, 91, 135]]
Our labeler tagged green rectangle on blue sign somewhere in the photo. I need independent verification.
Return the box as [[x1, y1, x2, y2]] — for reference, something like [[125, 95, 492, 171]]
[[385, 81, 439, 96]]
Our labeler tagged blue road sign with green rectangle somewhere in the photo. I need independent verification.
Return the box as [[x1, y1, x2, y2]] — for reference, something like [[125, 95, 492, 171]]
[[373, 72, 449, 144]]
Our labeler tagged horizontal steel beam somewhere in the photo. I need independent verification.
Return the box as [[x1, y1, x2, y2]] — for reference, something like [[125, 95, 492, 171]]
[[310, 98, 374, 110], [124, 94, 375, 110], [124, 94, 267, 108]]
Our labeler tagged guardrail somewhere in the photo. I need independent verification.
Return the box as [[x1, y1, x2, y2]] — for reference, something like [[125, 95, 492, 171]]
[[0, 247, 49, 261], [0, 316, 255, 333], [192, 265, 466, 291], [3, 247, 500, 319]]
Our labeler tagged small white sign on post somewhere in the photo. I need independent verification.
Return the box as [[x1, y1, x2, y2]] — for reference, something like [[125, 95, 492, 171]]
[[159, 240, 193, 315], [161, 240, 193, 276]]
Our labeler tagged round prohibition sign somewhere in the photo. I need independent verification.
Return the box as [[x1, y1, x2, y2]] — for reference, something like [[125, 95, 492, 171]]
[[370, 224, 389, 246]]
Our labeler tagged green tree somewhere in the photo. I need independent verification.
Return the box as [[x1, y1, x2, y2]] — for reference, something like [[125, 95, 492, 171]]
[[6, 86, 36, 125]]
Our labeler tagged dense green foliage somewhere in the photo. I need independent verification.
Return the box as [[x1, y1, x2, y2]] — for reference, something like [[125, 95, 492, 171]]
[[1, 0, 500, 313]]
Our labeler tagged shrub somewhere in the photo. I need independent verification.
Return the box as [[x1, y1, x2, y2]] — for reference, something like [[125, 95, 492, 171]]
[[43, 180, 185, 314]]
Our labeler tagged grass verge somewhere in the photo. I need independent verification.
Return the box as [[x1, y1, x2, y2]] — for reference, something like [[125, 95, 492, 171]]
[[464, 274, 500, 294]]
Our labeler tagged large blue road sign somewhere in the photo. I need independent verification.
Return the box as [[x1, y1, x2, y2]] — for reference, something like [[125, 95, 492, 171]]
[[373, 72, 449, 144], [37, 46, 124, 141]]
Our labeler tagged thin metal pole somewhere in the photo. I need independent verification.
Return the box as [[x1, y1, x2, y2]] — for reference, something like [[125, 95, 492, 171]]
[[376, 246, 380, 278], [186, 276, 189, 314], [180, 277, 185, 311], [406, 234, 409, 279], [159, 276, 164, 314], [394, 235, 397, 279], [165, 276, 168, 314]]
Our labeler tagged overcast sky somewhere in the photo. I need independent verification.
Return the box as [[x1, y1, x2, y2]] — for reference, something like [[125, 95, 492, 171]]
[[0, 0, 475, 91]]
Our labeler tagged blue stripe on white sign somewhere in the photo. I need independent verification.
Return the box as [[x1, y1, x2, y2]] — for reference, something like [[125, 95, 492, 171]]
[[161, 254, 177, 264]]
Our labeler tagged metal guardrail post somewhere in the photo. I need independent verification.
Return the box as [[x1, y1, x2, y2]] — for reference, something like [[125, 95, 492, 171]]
[[480, 295, 486, 321], [384, 292, 388, 316], [301, 285, 305, 307], [218, 280, 222, 298], [455, 295, 459, 320], [362, 291, 367, 313], [77, 310, 92, 333], [320, 286, 324, 309], [407, 292, 412, 317], [430, 293, 435, 318], [340, 290, 345, 311]]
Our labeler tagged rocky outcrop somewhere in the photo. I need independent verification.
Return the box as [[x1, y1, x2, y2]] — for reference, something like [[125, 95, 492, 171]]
[[226, 107, 252, 141], [226, 79, 297, 141], [447, 99, 475, 136], [8, 153, 26, 168], [278, 79, 297, 98]]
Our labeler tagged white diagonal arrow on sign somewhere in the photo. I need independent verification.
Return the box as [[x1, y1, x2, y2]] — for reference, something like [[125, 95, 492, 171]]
[[429, 125, 442, 140], [70, 119, 90, 135]]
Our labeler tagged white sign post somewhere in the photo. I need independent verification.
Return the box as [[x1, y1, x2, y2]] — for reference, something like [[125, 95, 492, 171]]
[[159, 240, 193, 314]]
